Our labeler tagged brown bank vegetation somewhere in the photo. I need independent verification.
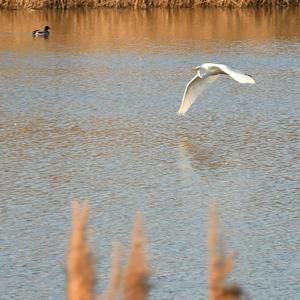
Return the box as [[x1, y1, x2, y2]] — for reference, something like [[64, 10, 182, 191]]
[[67, 201, 244, 300], [68, 201, 151, 300], [0, 0, 299, 9]]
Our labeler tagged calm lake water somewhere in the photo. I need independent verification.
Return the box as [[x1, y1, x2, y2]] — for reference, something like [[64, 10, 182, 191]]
[[0, 8, 299, 299]]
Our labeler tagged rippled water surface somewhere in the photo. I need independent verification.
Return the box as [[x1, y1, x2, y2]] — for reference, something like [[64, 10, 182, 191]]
[[0, 8, 299, 299]]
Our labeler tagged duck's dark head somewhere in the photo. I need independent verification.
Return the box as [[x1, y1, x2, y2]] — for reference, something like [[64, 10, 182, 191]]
[[45, 26, 50, 31]]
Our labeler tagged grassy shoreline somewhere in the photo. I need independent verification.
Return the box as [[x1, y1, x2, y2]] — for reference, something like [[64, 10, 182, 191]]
[[0, 0, 299, 9]]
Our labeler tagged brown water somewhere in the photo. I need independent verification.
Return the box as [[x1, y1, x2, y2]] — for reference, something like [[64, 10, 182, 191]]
[[0, 8, 299, 300]]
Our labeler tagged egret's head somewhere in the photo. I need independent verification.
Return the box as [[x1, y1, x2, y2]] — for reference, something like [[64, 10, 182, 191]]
[[193, 66, 202, 71], [192, 66, 208, 78]]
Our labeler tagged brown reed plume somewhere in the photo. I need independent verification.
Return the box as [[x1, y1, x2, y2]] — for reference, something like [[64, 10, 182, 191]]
[[208, 204, 242, 300], [67, 201, 95, 300], [68, 202, 150, 300], [123, 213, 151, 300], [101, 213, 151, 299], [66, 200, 244, 300], [100, 244, 123, 300]]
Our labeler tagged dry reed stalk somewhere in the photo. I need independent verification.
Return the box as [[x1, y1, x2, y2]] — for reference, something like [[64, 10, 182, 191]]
[[100, 244, 123, 300], [68, 201, 95, 300], [208, 204, 242, 300], [123, 213, 151, 300], [66, 200, 245, 300]]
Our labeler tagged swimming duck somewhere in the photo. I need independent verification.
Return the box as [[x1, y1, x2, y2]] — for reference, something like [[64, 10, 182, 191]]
[[32, 26, 50, 37]]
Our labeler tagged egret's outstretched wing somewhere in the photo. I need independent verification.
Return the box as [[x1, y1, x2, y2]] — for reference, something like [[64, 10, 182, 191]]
[[203, 63, 255, 84], [177, 74, 219, 115], [218, 64, 255, 84]]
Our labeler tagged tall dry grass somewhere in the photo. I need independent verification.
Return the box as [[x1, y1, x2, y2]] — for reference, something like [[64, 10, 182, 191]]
[[0, 0, 298, 9], [68, 201, 95, 300], [67, 202, 150, 300], [100, 244, 123, 300], [67, 201, 243, 299], [208, 204, 242, 300], [123, 213, 151, 300]]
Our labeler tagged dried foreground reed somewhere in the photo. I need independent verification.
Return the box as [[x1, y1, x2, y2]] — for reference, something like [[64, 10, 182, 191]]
[[67, 201, 243, 300], [209, 204, 243, 300], [68, 201, 95, 300], [0, 0, 298, 9], [67, 202, 150, 300], [122, 213, 151, 300]]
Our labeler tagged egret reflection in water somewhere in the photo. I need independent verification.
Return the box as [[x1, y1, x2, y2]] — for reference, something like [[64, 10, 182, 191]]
[[177, 136, 226, 173]]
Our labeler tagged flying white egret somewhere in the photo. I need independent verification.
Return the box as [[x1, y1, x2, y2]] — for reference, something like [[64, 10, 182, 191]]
[[177, 63, 255, 115]]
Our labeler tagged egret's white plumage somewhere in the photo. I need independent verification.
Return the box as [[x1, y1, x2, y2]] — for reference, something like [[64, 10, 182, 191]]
[[177, 63, 255, 115]]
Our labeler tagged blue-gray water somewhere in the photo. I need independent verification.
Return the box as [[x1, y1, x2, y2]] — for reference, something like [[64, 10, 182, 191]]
[[0, 8, 299, 300]]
